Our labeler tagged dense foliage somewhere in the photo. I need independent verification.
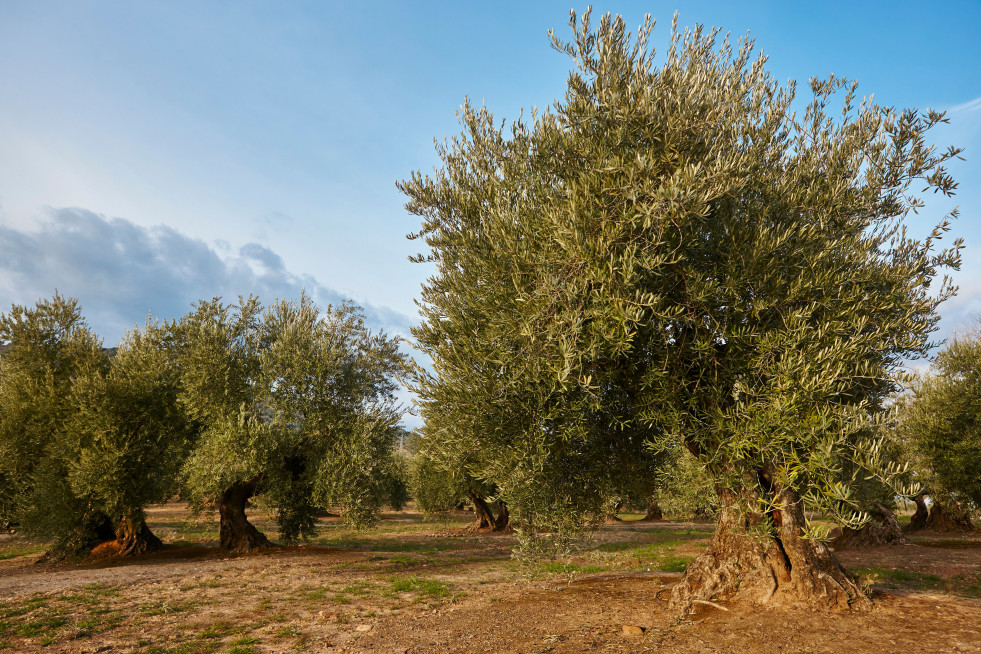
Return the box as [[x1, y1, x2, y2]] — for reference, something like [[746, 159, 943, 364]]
[[400, 10, 962, 604], [897, 326, 981, 514], [0, 294, 410, 556]]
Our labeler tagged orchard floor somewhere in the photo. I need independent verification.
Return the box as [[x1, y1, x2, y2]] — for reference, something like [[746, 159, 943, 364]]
[[0, 505, 979, 654]]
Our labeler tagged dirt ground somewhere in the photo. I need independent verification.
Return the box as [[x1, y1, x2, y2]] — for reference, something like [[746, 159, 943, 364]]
[[1, 505, 979, 654]]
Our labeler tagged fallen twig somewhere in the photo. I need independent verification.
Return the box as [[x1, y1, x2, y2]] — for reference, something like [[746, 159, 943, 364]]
[[692, 599, 729, 612]]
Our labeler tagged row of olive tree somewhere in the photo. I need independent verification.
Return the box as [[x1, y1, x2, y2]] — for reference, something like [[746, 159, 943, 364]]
[[0, 293, 408, 557], [400, 9, 964, 611]]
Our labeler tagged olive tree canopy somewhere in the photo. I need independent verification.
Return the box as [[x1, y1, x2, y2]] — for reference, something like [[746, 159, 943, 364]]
[[401, 10, 962, 608]]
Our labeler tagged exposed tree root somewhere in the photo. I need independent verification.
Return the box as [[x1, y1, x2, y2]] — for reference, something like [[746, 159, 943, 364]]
[[832, 503, 908, 550], [219, 479, 271, 553], [671, 488, 871, 611]]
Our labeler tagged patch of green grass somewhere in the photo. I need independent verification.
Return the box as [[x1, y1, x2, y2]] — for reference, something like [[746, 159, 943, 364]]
[[274, 626, 302, 638], [140, 599, 201, 616], [227, 646, 261, 654], [138, 643, 220, 654], [388, 575, 450, 598], [656, 555, 694, 572], [538, 562, 609, 575], [854, 567, 946, 592], [198, 620, 244, 639], [15, 613, 68, 637], [0, 544, 47, 560]]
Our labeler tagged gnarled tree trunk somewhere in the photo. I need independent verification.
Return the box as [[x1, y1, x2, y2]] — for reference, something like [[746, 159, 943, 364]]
[[925, 501, 974, 532], [468, 492, 511, 532], [641, 499, 663, 522], [493, 500, 511, 531], [469, 491, 496, 529], [671, 487, 871, 610], [905, 495, 929, 532], [91, 512, 163, 558], [219, 479, 270, 552], [832, 503, 908, 550]]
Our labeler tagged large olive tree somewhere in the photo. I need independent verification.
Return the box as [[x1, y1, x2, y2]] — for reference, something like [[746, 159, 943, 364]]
[[401, 11, 961, 608]]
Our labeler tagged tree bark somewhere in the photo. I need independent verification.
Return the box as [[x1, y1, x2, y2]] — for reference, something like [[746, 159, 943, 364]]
[[493, 500, 511, 531], [832, 503, 908, 550], [219, 479, 271, 552], [641, 499, 663, 522], [924, 501, 974, 532], [469, 491, 495, 529], [671, 487, 871, 610], [91, 512, 163, 558], [905, 496, 929, 532]]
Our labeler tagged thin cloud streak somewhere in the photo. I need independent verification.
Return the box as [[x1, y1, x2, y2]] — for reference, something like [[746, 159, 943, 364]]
[[0, 207, 415, 344]]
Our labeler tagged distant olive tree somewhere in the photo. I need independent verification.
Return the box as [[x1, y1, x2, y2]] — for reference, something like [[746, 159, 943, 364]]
[[0, 295, 110, 556], [177, 295, 408, 552], [895, 326, 981, 532]]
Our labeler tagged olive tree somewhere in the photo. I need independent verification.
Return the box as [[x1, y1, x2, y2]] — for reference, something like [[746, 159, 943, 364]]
[[0, 295, 110, 555], [401, 10, 961, 608], [177, 295, 408, 552], [65, 320, 195, 555], [895, 327, 981, 531]]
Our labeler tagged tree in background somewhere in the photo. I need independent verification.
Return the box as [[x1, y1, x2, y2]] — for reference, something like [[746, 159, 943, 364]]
[[177, 295, 408, 552], [65, 320, 197, 556], [0, 295, 110, 556], [401, 10, 961, 608], [896, 327, 981, 532]]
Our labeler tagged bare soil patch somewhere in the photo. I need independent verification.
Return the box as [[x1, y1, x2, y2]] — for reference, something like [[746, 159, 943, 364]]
[[0, 505, 979, 653]]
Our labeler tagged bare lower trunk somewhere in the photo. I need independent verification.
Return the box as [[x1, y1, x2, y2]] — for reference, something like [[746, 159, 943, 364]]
[[832, 503, 908, 550], [219, 479, 271, 553], [671, 487, 870, 610], [91, 512, 163, 558], [469, 493, 511, 532], [469, 492, 495, 529], [905, 496, 929, 532], [925, 501, 974, 532], [641, 499, 663, 522], [493, 500, 511, 531]]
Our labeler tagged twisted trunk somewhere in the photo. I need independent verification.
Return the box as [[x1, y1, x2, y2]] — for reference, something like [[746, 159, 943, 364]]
[[641, 499, 663, 522], [469, 492, 511, 532], [832, 503, 908, 550], [671, 487, 870, 610], [925, 501, 974, 532], [493, 500, 511, 531], [905, 496, 929, 532], [469, 491, 495, 529], [219, 479, 270, 552]]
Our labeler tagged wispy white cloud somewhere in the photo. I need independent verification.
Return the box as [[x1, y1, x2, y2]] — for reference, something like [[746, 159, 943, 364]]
[[950, 96, 981, 114], [0, 207, 415, 344]]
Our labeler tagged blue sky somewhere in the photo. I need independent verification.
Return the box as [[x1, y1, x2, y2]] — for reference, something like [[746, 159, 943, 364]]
[[1, 2, 979, 416]]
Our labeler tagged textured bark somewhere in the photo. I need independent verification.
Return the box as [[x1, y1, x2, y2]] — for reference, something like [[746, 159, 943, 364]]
[[905, 496, 929, 532], [469, 492, 495, 529], [493, 500, 511, 531], [924, 501, 974, 532], [641, 499, 664, 522], [219, 479, 271, 552], [671, 487, 871, 610], [469, 493, 511, 532], [832, 503, 908, 550], [91, 512, 163, 558]]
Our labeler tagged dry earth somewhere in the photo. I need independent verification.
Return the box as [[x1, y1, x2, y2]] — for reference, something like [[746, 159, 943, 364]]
[[1, 505, 979, 654]]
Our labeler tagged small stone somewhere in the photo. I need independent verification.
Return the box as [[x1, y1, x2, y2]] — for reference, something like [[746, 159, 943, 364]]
[[621, 625, 645, 637], [356, 624, 373, 632]]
